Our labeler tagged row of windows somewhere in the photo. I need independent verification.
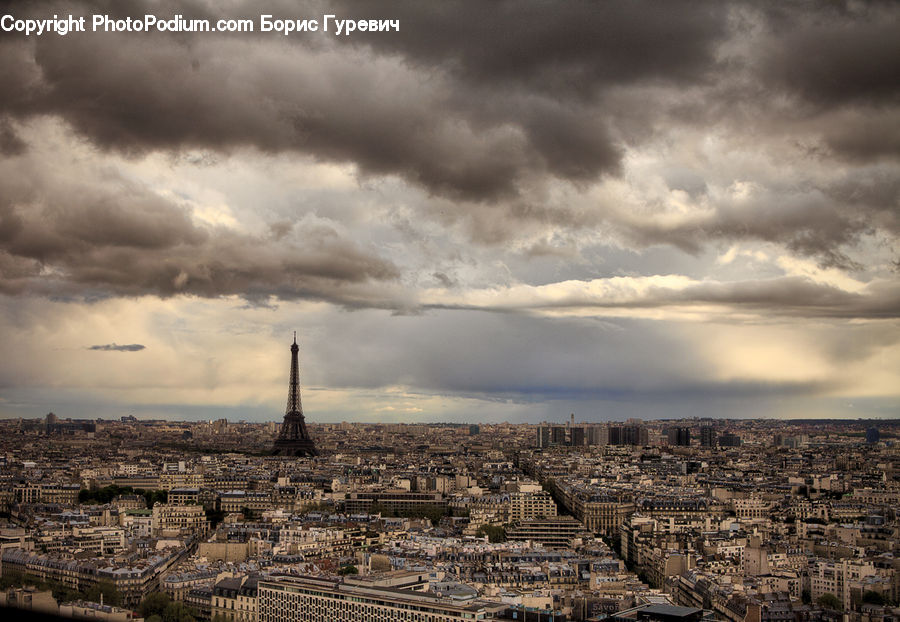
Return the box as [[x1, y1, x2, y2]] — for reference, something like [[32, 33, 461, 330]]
[[259, 601, 461, 622], [259, 589, 476, 621]]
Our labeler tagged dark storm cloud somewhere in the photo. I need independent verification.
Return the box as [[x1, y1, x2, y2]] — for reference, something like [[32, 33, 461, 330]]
[[0, 0, 896, 284], [88, 343, 145, 351], [759, 4, 900, 109], [2, 33, 533, 201], [0, 118, 26, 156], [0, 156, 401, 306], [668, 278, 900, 320], [616, 182, 896, 271], [422, 276, 900, 320], [822, 109, 900, 163], [825, 167, 900, 212], [0, 0, 734, 204], [336, 0, 729, 95], [749, 2, 900, 168]]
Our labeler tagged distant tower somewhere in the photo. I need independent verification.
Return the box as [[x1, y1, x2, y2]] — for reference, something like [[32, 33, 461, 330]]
[[272, 333, 317, 457], [45, 412, 58, 435]]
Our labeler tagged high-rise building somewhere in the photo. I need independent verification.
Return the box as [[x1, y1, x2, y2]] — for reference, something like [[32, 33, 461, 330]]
[[668, 427, 691, 446], [570, 426, 585, 446], [632, 425, 649, 446], [584, 425, 608, 446], [719, 432, 742, 447], [272, 333, 317, 457], [608, 425, 623, 446], [536, 425, 551, 448], [609, 424, 648, 446], [700, 426, 716, 447], [551, 426, 567, 445]]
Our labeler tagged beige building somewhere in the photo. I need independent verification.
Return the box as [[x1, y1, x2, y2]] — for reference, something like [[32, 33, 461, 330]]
[[159, 472, 204, 491], [577, 496, 635, 536], [258, 575, 508, 622], [168, 488, 201, 505], [809, 558, 877, 610], [70, 526, 127, 556], [218, 491, 274, 514], [509, 491, 557, 521], [0, 587, 58, 616], [277, 526, 358, 557], [151, 503, 208, 537], [733, 495, 771, 520], [213, 575, 259, 622], [14, 483, 80, 505], [59, 600, 145, 621]]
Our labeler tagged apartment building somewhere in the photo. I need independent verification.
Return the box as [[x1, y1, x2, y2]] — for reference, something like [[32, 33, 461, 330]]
[[213, 575, 260, 622], [509, 491, 557, 521], [151, 503, 208, 537], [258, 575, 508, 622], [809, 558, 876, 610]]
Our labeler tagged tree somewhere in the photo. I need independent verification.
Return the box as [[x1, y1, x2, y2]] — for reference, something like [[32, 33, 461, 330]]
[[162, 601, 197, 622], [817, 593, 841, 610], [0, 571, 26, 589], [298, 501, 333, 515], [49, 581, 82, 604], [338, 565, 359, 576], [79, 485, 137, 505], [85, 580, 121, 607], [141, 489, 168, 509], [806, 517, 826, 525], [368, 503, 447, 523], [476, 524, 507, 543], [369, 502, 393, 517], [139, 592, 172, 618], [205, 508, 226, 528]]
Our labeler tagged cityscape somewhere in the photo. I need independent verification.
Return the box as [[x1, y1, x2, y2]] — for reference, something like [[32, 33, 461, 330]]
[[0, 337, 897, 622], [2, 1, 899, 622]]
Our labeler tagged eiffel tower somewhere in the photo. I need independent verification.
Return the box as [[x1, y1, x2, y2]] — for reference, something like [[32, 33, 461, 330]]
[[272, 333, 317, 456]]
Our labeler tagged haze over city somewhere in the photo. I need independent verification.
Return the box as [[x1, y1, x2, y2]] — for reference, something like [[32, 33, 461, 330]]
[[1, 1, 898, 423]]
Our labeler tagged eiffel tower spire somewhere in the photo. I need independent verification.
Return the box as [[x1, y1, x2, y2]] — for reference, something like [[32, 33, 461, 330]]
[[273, 333, 317, 456]]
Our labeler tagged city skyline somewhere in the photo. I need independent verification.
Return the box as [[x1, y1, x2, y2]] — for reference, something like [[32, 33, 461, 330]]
[[1, 1, 898, 423], [2, 414, 895, 622]]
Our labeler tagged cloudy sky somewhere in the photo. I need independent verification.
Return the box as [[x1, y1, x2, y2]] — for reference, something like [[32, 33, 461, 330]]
[[1, 1, 898, 423]]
